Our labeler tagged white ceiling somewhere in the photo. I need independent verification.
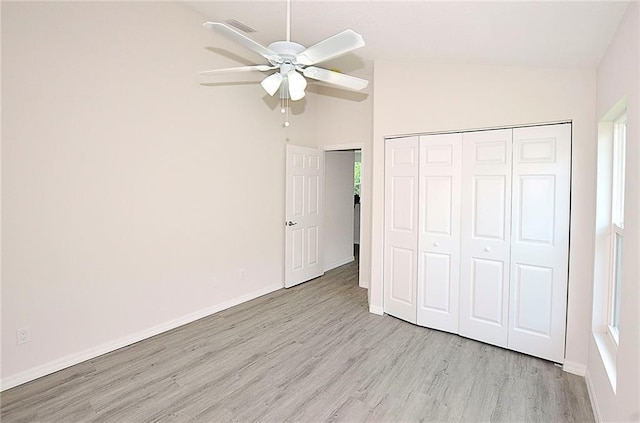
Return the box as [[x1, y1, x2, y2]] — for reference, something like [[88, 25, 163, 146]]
[[182, 0, 629, 78]]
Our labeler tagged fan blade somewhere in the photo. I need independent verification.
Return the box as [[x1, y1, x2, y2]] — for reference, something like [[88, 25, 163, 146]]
[[295, 29, 365, 66], [200, 65, 277, 76], [287, 70, 307, 101], [203, 22, 279, 61], [261, 72, 284, 96], [302, 67, 369, 91]]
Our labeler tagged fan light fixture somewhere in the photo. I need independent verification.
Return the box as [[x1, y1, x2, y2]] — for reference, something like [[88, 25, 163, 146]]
[[261, 73, 284, 96], [287, 70, 307, 101]]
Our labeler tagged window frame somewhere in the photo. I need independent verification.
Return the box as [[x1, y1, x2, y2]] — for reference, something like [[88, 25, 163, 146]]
[[606, 113, 626, 346], [593, 98, 627, 392]]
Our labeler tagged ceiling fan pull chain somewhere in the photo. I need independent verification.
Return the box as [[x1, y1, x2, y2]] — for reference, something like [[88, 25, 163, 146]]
[[283, 95, 290, 127]]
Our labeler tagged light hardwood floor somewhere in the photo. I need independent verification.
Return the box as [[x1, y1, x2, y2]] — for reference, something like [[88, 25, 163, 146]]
[[1, 259, 594, 422]]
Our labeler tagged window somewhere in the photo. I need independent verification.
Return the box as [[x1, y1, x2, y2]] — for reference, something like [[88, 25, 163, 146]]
[[593, 100, 627, 390], [608, 114, 626, 344]]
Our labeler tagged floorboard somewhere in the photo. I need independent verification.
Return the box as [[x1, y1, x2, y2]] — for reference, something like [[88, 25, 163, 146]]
[[1, 260, 594, 422]]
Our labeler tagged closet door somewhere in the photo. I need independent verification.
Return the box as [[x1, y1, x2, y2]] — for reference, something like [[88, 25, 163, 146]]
[[417, 133, 462, 333], [384, 136, 418, 323], [508, 124, 571, 363], [459, 129, 513, 348]]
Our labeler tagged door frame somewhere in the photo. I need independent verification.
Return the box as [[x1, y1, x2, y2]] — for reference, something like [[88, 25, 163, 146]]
[[321, 143, 366, 288]]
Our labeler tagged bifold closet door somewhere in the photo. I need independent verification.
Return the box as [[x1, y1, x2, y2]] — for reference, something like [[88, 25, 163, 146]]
[[459, 129, 513, 348], [384, 136, 418, 323], [508, 124, 571, 363], [417, 133, 462, 333], [384, 124, 571, 363]]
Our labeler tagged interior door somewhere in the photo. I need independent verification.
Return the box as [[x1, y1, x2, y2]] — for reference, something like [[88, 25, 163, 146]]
[[508, 123, 571, 363], [285, 144, 324, 288], [459, 129, 513, 348], [384, 136, 418, 323], [417, 133, 462, 333]]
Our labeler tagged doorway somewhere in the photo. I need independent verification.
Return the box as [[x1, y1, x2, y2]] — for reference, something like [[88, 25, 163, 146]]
[[323, 144, 365, 287]]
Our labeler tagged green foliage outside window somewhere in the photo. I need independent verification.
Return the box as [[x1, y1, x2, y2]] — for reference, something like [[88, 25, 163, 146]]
[[354, 161, 361, 196]]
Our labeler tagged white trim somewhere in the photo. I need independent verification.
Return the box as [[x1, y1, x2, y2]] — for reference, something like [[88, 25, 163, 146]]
[[593, 331, 618, 392], [320, 143, 364, 151], [369, 305, 384, 315], [601, 95, 628, 122], [385, 120, 572, 140], [585, 370, 603, 423], [1, 283, 283, 392], [359, 279, 369, 289], [563, 360, 587, 376], [324, 256, 355, 272]]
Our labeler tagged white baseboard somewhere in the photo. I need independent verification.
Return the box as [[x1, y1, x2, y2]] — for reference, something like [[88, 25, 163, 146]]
[[359, 279, 369, 289], [324, 256, 355, 272], [563, 360, 587, 376], [585, 370, 603, 423], [369, 305, 384, 315], [1, 283, 283, 392]]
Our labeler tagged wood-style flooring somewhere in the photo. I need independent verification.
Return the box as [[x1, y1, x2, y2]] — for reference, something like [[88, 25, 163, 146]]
[[1, 259, 594, 422]]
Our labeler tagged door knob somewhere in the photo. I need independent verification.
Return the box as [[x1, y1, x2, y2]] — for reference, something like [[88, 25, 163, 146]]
[[433, 242, 439, 247], [484, 246, 491, 252], [286, 221, 297, 226]]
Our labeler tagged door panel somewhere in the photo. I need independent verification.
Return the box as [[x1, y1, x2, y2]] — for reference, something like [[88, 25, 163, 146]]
[[460, 129, 512, 348], [512, 264, 553, 335], [471, 258, 505, 325], [518, 175, 556, 244], [308, 175, 319, 214], [473, 176, 507, 239], [292, 175, 304, 216], [424, 177, 453, 234], [417, 133, 462, 333], [422, 252, 451, 311], [390, 247, 415, 305], [508, 123, 571, 363], [285, 145, 324, 288], [391, 177, 416, 231], [384, 137, 419, 323], [292, 228, 303, 270], [307, 226, 319, 266]]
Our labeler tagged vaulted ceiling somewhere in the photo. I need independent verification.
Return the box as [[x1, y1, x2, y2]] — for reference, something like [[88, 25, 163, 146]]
[[182, 0, 629, 80]]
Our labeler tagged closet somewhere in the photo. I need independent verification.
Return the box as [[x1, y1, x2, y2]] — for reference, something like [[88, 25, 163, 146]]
[[383, 123, 571, 363]]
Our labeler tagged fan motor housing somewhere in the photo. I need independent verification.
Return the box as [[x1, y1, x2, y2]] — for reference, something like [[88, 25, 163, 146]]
[[268, 41, 306, 60]]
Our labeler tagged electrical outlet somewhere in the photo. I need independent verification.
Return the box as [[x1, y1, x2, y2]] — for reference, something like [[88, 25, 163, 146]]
[[17, 328, 30, 345]]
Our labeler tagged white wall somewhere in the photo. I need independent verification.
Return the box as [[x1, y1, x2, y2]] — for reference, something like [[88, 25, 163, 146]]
[[314, 88, 372, 146], [370, 62, 597, 369], [587, 3, 639, 422], [324, 151, 355, 271], [1, 1, 320, 388]]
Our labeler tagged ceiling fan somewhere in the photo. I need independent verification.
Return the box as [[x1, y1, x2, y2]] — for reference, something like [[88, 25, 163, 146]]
[[200, 0, 369, 126]]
